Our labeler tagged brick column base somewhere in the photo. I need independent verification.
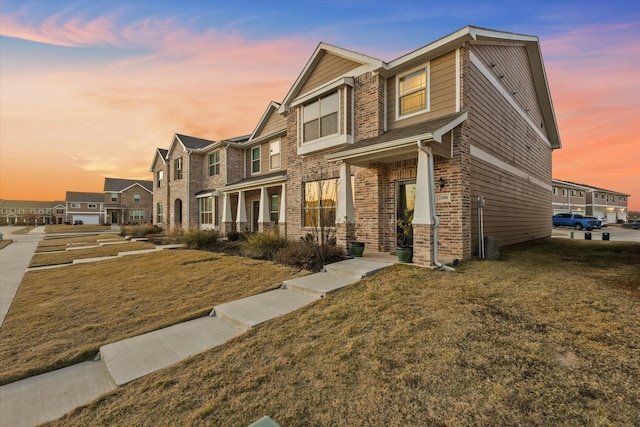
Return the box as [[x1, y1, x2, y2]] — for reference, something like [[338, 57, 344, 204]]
[[412, 223, 433, 267], [335, 222, 355, 251], [222, 222, 235, 236]]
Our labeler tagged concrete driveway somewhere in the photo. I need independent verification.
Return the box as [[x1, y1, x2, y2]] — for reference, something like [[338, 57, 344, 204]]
[[552, 225, 640, 243]]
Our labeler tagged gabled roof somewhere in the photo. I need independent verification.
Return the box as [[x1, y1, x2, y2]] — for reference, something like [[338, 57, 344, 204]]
[[279, 43, 384, 113], [175, 134, 217, 150], [279, 25, 560, 149], [149, 148, 169, 172], [0, 199, 57, 209], [553, 179, 630, 196], [246, 102, 286, 146], [65, 192, 104, 203], [104, 177, 153, 193]]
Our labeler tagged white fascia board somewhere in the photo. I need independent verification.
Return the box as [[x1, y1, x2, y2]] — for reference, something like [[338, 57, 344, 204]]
[[195, 191, 220, 199], [432, 112, 468, 142], [148, 149, 168, 172], [218, 174, 287, 193], [325, 134, 434, 163], [291, 77, 355, 108], [249, 101, 281, 141], [279, 43, 383, 114], [470, 27, 538, 43]]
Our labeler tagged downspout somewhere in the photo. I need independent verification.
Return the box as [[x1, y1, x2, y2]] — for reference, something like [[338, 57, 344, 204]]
[[417, 140, 455, 271]]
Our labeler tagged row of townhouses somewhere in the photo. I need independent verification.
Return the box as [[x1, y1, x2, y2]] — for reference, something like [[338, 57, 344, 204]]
[[150, 26, 564, 267], [0, 178, 152, 225], [552, 179, 630, 223]]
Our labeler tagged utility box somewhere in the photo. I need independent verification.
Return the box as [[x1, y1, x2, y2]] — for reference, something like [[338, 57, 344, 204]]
[[585, 232, 592, 240], [602, 232, 610, 241], [484, 236, 500, 260]]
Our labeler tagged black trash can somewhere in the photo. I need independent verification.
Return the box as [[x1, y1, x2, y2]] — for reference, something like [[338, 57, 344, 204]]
[[602, 232, 610, 241], [585, 232, 592, 240]]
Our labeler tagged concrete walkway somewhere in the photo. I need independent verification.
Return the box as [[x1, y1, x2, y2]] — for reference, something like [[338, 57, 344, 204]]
[[0, 226, 46, 328], [0, 254, 393, 427]]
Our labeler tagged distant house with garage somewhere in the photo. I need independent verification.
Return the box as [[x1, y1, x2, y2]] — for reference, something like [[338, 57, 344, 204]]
[[65, 192, 104, 224], [103, 177, 153, 224], [151, 26, 562, 267], [552, 179, 629, 223]]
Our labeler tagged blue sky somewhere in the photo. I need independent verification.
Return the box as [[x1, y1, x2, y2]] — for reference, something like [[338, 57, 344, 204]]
[[1, 0, 639, 207]]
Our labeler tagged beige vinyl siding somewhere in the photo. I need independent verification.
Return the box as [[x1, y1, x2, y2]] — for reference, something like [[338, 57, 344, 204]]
[[470, 159, 551, 248], [465, 43, 553, 250], [466, 50, 551, 184], [255, 111, 286, 139], [387, 51, 457, 130], [471, 44, 545, 133], [299, 52, 361, 95], [245, 140, 287, 175]]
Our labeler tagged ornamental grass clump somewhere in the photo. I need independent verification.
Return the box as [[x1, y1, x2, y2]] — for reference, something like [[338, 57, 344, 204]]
[[120, 224, 161, 238], [182, 228, 220, 249], [241, 231, 289, 260]]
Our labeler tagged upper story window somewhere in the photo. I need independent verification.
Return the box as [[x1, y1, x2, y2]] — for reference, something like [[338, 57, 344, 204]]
[[71, 203, 80, 208], [303, 91, 338, 143], [579, 191, 584, 197], [209, 151, 220, 176], [57, 209, 64, 214], [552, 187, 557, 195], [270, 140, 281, 170], [38, 209, 44, 214], [397, 65, 429, 118], [88, 204, 97, 209], [561, 189, 567, 196], [157, 170, 163, 188], [134, 194, 141, 203], [251, 147, 261, 174], [31, 209, 36, 214], [111, 193, 118, 202], [174, 157, 183, 180], [571, 190, 576, 197]]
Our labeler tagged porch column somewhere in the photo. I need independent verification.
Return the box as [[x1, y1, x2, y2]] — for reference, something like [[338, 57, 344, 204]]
[[221, 192, 234, 234], [413, 147, 434, 266], [258, 187, 271, 232], [278, 183, 286, 235], [336, 162, 355, 248], [236, 191, 247, 232]]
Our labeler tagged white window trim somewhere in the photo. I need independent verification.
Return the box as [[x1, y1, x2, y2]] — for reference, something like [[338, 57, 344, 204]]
[[269, 139, 281, 171], [395, 63, 430, 121], [209, 151, 221, 176], [251, 147, 261, 175]]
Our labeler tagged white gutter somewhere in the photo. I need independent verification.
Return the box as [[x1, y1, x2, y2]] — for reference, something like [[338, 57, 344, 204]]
[[417, 140, 455, 271]]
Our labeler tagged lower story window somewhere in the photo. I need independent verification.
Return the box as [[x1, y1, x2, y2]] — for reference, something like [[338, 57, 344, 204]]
[[129, 209, 144, 221], [157, 203, 164, 223], [270, 194, 279, 224], [200, 196, 218, 225], [304, 178, 338, 227]]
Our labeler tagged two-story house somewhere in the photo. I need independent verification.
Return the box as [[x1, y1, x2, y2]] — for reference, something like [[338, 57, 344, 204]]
[[65, 192, 104, 224], [151, 102, 288, 233], [103, 178, 153, 224], [278, 26, 561, 266], [553, 179, 629, 223], [151, 26, 562, 267]]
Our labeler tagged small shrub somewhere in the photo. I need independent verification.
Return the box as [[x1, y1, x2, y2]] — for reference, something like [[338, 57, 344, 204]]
[[241, 231, 289, 260], [182, 228, 220, 249], [227, 230, 241, 242], [274, 240, 322, 271]]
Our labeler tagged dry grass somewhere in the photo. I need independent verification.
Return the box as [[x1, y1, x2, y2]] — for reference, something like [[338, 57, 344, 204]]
[[44, 239, 640, 427], [36, 234, 124, 253], [0, 250, 307, 385], [28, 242, 157, 267], [0, 240, 12, 250], [45, 224, 112, 233]]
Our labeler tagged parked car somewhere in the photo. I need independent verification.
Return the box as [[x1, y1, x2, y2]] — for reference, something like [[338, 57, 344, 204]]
[[73, 220, 84, 225], [623, 220, 640, 230], [597, 217, 608, 227], [585, 216, 603, 229], [552, 213, 599, 231]]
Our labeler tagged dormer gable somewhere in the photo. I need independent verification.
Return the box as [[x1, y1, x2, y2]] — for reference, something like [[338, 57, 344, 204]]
[[249, 101, 286, 142]]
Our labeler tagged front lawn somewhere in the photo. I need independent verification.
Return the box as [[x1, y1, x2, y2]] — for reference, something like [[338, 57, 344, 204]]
[[0, 250, 307, 385], [29, 241, 157, 267], [44, 239, 640, 426], [45, 224, 112, 233]]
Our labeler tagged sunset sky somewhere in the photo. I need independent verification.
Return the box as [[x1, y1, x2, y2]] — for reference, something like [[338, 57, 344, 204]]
[[1, 0, 638, 209]]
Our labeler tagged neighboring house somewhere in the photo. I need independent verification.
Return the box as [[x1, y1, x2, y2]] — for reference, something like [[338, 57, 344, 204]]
[[152, 26, 562, 267], [151, 102, 287, 233], [65, 192, 105, 224], [103, 177, 153, 224], [553, 179, 629, 223], [0, 200, 63, 225]]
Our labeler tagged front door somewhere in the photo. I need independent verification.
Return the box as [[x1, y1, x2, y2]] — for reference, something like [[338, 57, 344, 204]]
[[396, 181, 416, 246], [111, 211, 118, 224], [252, 200, 260, 232]]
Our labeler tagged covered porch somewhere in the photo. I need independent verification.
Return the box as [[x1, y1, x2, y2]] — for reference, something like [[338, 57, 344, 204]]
[[325, 112, 467, 267]]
